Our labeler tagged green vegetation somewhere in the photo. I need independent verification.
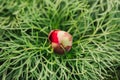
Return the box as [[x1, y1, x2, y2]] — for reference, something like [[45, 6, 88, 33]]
[[0, 0, 120, 80]]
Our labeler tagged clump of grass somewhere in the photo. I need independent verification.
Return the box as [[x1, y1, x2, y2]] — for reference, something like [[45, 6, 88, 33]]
[[0, 0, 120, 80]]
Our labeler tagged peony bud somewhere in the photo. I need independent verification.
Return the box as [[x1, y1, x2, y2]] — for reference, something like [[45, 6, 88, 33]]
[[48, 30, 72, 54]]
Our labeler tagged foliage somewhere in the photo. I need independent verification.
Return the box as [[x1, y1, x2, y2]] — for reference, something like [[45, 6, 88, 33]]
[[0, 0, 120, 80]]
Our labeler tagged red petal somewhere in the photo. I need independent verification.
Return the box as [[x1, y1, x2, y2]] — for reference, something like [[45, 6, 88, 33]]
[[49, 30, 59, 43]]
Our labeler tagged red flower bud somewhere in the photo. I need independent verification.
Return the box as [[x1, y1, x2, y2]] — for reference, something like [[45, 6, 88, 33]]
[[48, 30, 72, 54]]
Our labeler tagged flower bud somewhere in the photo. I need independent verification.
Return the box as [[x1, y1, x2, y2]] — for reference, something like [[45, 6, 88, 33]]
[[48, 30, 72, 54]]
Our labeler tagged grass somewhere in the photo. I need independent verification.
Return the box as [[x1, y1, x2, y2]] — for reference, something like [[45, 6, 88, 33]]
[[0, 0, 120, 80]]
